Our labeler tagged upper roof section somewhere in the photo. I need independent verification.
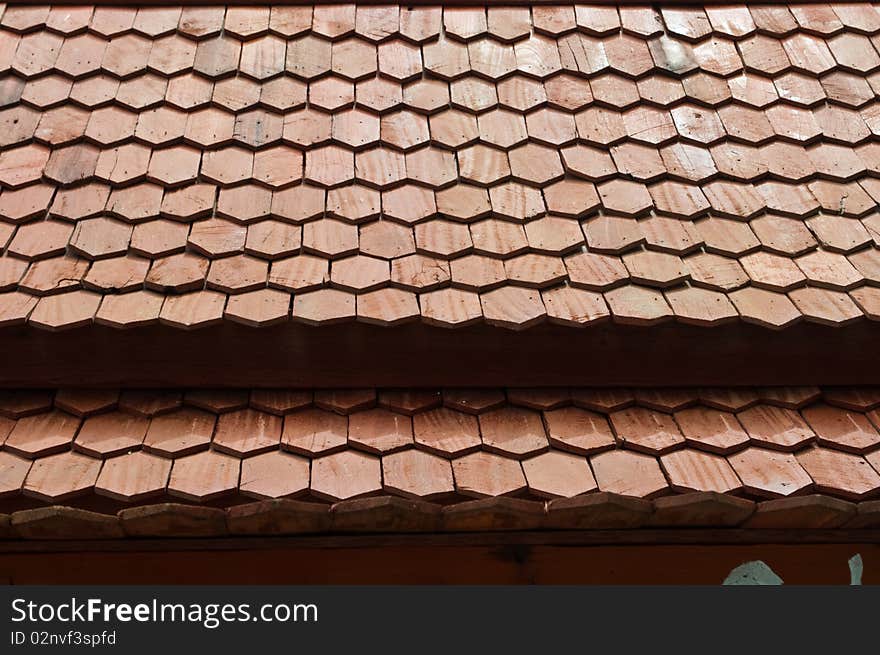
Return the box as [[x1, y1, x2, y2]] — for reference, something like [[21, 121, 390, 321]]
[[0, 4, 879, 332]]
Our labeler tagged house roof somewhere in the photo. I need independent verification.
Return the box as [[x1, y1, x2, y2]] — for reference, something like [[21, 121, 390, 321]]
[[2, 3, 880, 540], [2, 385, 880, 537], [0, 4, 878, 332]]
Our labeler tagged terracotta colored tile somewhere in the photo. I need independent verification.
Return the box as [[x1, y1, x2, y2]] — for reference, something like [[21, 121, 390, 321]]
[[0, 259, 29, 294], [795, 250, 863, 291], [730, 287, 801, 329], [106, 184, 163, 223], [348, 407, 413, 454], [543, 285, 610, 326], [504, 253, 567, 288], [177, 7, 224, 39], [238, 451, 310, 500], [18, 256, 87, 296], [357, 288, 419, 326], [201, 147, 254, 186], [796, 448, 880, 500], [216, 185, 272, 225], [69, 218, 132, 260], [666, 286, 738, 326], [685, 252, 748, 292], [159, 290, 225, 330], [1, 105, 40, 147], [480, 286, 545, 329], [449, 254, 504, 291], [242, 220, 301, 261], [186, 390, 249, 415], [412, 218, 469, 257], [809, 182, 875, 219], [590, 449, 668, 498], [661, 449, 743, 495], [134, 7, 182, 36], [0, 390, 54, 420], [281, 407, 347, 456], [409, 407, 479, 456], [379, 449, 452, 499], [390, 254, 449, 291], [417, 288, 478, 328], [609, 142, 665, 181], [622, 250, 688, 288], [468, 219, 526, 258], [609, 406, 685, 455], [604, 285, 673, 325], [168, 450, 239, 502], [801, 404, 880, 454], [249, 390, 312, 416], [184, 107, 234, 147], [94, 143, 151, 186], [207, 255, 269, 294], [311, 450, 381, 501], [0, 183, 54, 224], [130, 219, 188, 258], [74, 411, 148, 458], [851, 286, 880, 319], [210, 408, 282, 457], [399, 6, 441, 42], [29, 290, 100, 331], [326, 184, 381, 223], [0, 143, 50, 188], [757, 387, 822, 410], [146, 253, 208, 293], [449, 76, 498, 112], [328, 254, 386, 292], [641, 216, 702, 254], [302, 219, 358, 259], [185, 219, 244, 258], [312, 5, 355, 39], [291, 288, 353, 325], [543, 406, 615, 455], [159, 184, 216, 221], [377, 391, 441, 416], [356, 77, 402, 113], [7, 220, 72, 261], [0, 449, 30, 497], [522, 450, 595, 498], [402, 77, 449, 112], [658, 143, 716, 184], [674, 406, 749, 454], [212, 78, 264, 114], [95, 290, 164, 328], [94, 451, 170, 503], [165, 73, 212, 109], [23, 451, 100, 502], [693, 218, 757, 258], [6, 408, 78, 457], [737, 404, 815, 451], [451, 451, 526, 498], [850, 248, 880, 285], [740, 251, 807, 292], [728, 447, 812, 498], [789, 287, 862, 327], [698, 388, 759, 413], [750, 215, 816, 257], [508, 142, 564, 185], [83, 255, 149, 293], [823, 388, 880, 413]]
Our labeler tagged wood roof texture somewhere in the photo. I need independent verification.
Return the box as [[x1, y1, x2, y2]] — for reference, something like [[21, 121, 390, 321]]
[[0, 4, 878, 330]]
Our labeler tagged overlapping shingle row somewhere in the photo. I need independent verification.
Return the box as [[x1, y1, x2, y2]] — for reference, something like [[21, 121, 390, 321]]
[[1, 386, 880, 507], [1, 4, 880, 330]]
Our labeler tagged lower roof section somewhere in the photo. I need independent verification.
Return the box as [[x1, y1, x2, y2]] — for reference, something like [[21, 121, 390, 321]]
[[2, 385, 880, 535], [1, 320, 879, 387]]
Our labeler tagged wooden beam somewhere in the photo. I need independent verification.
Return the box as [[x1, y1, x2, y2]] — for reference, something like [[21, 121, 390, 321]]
[[1, 321, 878, 388], [1, 541, 877, 584]]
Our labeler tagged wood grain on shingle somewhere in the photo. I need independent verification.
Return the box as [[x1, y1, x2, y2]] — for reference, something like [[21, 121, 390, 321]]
[[0, 3, 878, 336]]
